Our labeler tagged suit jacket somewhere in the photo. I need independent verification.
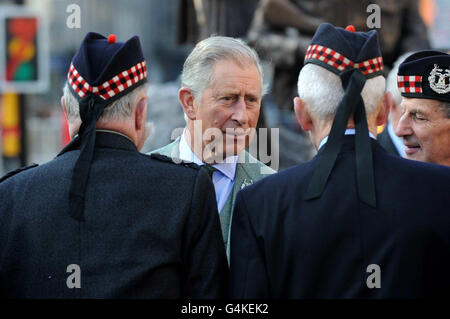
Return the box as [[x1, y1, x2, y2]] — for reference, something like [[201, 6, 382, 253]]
[[151, 136, 275, 259], [378, 128, 400, 156], [0, 132, 228, 298], [230, 136, 450, 298]]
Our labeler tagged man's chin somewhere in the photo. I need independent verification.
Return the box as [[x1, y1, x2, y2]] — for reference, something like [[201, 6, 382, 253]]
[[402, 142, 421, 158], [225, 144, 246, 157], [224, 135, 248, 154], [202, 140, 246, 163]]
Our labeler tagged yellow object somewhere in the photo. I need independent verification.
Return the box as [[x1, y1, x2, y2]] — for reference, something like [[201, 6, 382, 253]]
[[377, 125, 385, 134], [1, 93, 21, 157]]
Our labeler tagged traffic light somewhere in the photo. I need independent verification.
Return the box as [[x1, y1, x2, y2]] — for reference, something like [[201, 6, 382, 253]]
[[5, 16, 38, 82], [0, 6, 49, 93], [0, 6, 49, 168]]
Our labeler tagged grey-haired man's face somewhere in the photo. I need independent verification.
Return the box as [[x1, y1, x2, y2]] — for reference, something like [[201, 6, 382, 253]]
[[191, 59, 262, 159], [395, 97, 450, 166]]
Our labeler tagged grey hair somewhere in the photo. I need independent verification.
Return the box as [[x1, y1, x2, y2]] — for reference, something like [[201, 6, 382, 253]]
[[297, 63, 385, 119], [63, 83, 147, 124], [180, 36, 267, 99]]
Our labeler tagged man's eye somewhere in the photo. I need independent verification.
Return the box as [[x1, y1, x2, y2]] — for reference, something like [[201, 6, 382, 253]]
[[246, 97, 259, 104], [412, 113, 426, 121]]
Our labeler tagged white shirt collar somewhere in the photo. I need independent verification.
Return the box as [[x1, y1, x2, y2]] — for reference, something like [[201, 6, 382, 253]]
[[318, 128, 376, 151], [179, 131, 238, 181]]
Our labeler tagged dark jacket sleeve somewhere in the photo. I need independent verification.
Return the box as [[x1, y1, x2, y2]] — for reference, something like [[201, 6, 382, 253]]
[[181, 168, 229, 298], [230, 191, 270, 298]]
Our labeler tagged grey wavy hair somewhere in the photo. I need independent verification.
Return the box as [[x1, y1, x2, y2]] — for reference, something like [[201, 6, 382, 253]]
[[180, 36, 268, 99], [62, 83, 148, 125], [298, 63, 386, 120]]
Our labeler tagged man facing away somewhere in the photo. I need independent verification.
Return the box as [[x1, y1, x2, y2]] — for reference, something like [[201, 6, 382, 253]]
[[230, 23, 450, 298], [151, 36, 276, 259], [0, 32, 228, 298]]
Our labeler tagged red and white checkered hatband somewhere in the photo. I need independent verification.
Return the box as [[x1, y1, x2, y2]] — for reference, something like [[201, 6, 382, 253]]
[[305, 44, 383, 76], [67, 61, 147, 100], [397, 75, 423, 93]]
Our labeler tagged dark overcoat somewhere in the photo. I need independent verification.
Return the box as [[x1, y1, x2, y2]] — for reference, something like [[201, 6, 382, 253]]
[[230, 136, 450, 298], [0, 132, 228, 298]]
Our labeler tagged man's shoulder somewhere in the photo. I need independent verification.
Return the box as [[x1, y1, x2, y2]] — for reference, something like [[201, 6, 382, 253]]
[[146, 152, 201, 171], [148, 137, 180, 158], [0, 158, 66, 196], [0, 163, 39, 185], [239, 159, 314, 202], [144, 138, 201, 173], [370, 150, 450, 207], [383, 153, 450, 181]]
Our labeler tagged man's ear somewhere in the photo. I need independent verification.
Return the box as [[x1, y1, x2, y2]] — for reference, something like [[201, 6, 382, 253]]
[[178, 87, 197, 120], [134, 96, 148, 131], [376, 92, 393, 127], [294, 97, 313, 131]]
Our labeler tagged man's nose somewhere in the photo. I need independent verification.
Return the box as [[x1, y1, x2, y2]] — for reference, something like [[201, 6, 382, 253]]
[[395, 114, 413, 138], [231, 98, 249, 126]]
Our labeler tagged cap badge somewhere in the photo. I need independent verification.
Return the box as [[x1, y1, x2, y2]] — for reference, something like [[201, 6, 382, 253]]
[[428, 64, 450, 94]]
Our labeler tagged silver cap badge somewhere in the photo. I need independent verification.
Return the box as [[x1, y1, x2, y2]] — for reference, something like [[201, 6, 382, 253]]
[[428, 64, 450, 94]]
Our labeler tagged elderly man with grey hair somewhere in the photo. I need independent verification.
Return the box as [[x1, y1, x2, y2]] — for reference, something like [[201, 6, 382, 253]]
[[230, 24, 450, 298], [62, 82, 151, 145], [395, 50, 450, 166], [0, 33, 228, 298], [151, 36, 276, 260]]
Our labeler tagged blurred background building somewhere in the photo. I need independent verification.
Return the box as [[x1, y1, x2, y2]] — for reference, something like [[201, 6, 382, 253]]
[[0, 0, 449, 175]]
